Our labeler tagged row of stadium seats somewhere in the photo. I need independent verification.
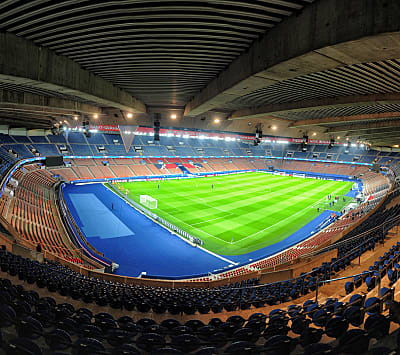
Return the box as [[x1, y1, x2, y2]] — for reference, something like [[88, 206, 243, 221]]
[[345, 241, 400, 294], [0, 244, 400, 354], [3, 166, 95, 270], [49, 157, 371, 182]]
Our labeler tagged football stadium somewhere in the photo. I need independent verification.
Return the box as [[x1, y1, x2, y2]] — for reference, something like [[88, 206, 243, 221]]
[[1, 1, 400, 354]]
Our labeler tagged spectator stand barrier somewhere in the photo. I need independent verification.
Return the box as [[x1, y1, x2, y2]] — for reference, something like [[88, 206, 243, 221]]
[[108, 182, 204, 248]]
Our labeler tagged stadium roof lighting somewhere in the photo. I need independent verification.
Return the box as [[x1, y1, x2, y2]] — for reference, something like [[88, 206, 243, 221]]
[[127, 113, 133, 119], [312, 132, 316, 136], [73, 115, 78, 120], [214, 118, 220, 123], [271, 125, 277, 130], [394, 144, 399, 148], [93, 113, 99, 119], [170, 114, 177, 119]]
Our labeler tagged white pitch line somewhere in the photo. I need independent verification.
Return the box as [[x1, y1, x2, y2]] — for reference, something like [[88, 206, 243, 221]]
[[107, 184, 237, 265], [235, 183, 349, 244], [173, 191, 233, 215], [239, 205, 312, 242], [192, 215, 227, 226], [158, 208, 231, 244], [150, 209, 238, 264]]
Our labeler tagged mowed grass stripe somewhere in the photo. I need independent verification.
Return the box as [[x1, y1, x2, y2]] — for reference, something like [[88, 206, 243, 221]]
[[176, 178, 340, 226], [117, 172, 353, 255], [198, 180, 350, 242], [161, 176, 321, 221]]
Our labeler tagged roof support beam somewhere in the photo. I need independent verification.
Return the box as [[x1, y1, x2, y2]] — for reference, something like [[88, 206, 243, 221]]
[[346, 129, 400, 138], [290, 112, 400, 128], [326, 119, 400, 134], [229, 93, 400, 121], [0, 33, 146, 113], [0, 89, 101, 117], [184, 0, 400, 117]]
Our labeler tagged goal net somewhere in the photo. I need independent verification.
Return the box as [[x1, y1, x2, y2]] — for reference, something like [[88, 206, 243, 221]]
[[140, 195, 158, 209]]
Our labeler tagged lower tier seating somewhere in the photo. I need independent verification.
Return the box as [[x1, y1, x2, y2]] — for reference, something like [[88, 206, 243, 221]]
[[0, 246, 398, 354]]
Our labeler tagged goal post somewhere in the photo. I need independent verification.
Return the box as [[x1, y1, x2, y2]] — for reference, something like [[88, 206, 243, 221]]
[[140, 195, 158, 209], [293, 173, 306, 178]]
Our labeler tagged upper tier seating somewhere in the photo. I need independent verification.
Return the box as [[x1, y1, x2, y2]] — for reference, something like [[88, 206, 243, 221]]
[[0, 132, 389, 165]]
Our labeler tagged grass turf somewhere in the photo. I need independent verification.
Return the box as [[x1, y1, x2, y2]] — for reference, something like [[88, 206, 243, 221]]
[[112, 172, 354, 255]]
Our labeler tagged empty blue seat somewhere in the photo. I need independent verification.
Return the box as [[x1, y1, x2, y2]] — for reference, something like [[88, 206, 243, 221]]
[[171, 334, 201, 352], [325, 316, 349, 338], [338, 329, 369, 354], [344, 306, 364, 327], [349, 294, 364, 307], [6, 337, 43, 355], [312, 309, 328, 327], [74, 337, 105, 355], [44, 328, 72, 350], [300, 327, 323, 346], [225, 341, 257, 354], [264, 335, 295, 354], [137, 333, 166, 352], [345, 281, 354, 294], [304, 343, 333, 355], [364, 314, 390, 339]]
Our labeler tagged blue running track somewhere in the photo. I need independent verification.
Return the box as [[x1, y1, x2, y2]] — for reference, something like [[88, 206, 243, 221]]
[[63, 183, 231, 278]]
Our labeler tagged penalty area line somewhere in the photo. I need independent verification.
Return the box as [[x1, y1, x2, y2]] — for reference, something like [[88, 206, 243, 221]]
[[191, 215, 227, 226], [144, 207, 238, 265], [158, 208, 231, 245], [107, 184, 237, 265]]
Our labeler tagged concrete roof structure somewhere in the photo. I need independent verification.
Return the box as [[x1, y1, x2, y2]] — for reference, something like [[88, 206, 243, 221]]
[[1, 0, 400, 147]]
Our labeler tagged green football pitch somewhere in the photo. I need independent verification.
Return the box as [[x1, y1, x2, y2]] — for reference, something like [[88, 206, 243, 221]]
[[110, 172, 354, 255]]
